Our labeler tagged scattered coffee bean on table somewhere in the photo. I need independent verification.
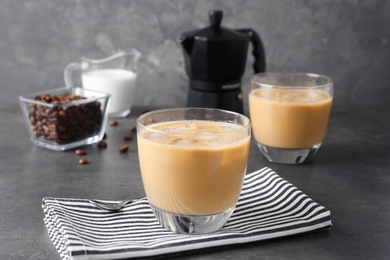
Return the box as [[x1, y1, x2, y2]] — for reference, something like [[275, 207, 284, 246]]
[[75, 149, 86, 155], [109, 120, 118, 126], [119, 145, 129, 153], [123, 133, 133, 141], [98, 141, 107, 148], [78, 158, 88, 165], [27, 93, 103, 144], [130, 126, 136, 132]]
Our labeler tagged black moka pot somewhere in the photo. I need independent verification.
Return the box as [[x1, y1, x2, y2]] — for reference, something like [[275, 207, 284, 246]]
[[178, 10, 266, 113]]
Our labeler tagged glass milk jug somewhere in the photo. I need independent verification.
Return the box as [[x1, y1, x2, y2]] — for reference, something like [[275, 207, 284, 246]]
[[64, 49, 141, 118]]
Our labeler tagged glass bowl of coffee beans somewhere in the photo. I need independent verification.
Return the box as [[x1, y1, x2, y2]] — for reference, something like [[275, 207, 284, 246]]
[[19, 87, 111, 151]]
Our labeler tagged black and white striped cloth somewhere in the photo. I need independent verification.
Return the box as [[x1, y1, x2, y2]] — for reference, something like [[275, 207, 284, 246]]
[[43, 167, 332, 260]]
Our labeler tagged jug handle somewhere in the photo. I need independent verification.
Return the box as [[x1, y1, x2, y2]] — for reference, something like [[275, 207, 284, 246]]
[[64, 62, 81, 90], [237, 29, 266, 73]]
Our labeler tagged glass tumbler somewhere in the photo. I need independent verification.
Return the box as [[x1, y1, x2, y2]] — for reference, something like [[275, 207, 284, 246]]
[[249, 73, 333, 164], [137, 108, 251, 234]]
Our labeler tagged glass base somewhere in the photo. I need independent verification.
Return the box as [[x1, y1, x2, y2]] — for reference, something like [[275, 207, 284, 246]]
[[31, 134, 103, 151], [151, 204, 235, 234], [109, 108, 131, 118], [257, 143, 321, 164]]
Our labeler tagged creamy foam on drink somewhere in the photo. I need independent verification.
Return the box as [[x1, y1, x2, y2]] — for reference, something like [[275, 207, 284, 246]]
[[138, 120, 250, 215], [249, 88, 332, 149], [82, 69, 137, 114]]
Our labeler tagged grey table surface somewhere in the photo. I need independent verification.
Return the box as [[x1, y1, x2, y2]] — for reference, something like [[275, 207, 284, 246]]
[[1, 100, 389, 260]]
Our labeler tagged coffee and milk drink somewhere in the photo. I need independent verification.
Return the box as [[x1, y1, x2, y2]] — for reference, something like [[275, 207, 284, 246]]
[[249, 88, 332, 149], [138, 120, 250, 215]]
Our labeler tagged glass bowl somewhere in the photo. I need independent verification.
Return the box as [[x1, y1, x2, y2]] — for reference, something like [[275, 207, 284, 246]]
[[19, 87, 111, 151]]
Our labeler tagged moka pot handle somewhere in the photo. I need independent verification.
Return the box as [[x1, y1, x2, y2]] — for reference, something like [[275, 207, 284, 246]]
[[237, 28, 266, 73]]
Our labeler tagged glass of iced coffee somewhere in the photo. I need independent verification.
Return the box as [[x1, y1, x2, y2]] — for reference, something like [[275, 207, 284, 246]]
[[249, 73, 333, 164], [137, 108, 251, 234]]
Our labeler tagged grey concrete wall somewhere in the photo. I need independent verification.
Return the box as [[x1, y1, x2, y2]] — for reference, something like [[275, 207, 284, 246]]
[[1, 0, 389, 112]]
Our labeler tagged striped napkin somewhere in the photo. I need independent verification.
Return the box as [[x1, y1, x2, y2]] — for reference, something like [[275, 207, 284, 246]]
[[43, 167, 332, 260]]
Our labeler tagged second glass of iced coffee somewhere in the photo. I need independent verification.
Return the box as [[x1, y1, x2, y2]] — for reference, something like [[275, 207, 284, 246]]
[[249, 72, 333, 164], [137, 108, 251, 234]]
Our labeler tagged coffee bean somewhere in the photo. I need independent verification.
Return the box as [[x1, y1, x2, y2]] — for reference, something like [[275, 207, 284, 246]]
[[75, 149, 86, 155], [109, 120, 118, 126], [44, 108, 51, 116], [130, 126, 136, 132], [48, 124, 56, 131], [119, 145, 129, 153], [123, 133, 133, 141], [59, 110, 66, 117], [78, 158, 88, 165], [98, 141, 107, 148], [27, 92, 103, 145], [43, 94, 52, 103]]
